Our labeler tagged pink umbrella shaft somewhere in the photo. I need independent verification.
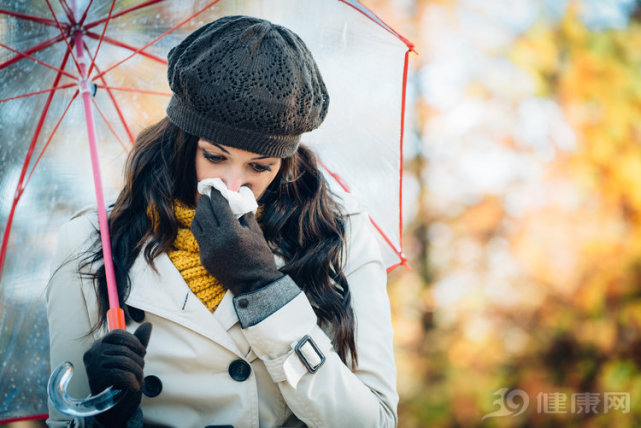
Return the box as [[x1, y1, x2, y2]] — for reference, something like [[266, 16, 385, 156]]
[[73, 31, 124, 331]]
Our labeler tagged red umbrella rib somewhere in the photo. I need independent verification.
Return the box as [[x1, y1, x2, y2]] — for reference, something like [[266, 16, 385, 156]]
[[0, 84, 76, 103], [0, 42, 77, 79], [397, 49, 412, 260], [83, 0, 164, 30], [0, 35, 65, 71], [85, 32, 168, 64], [92, 0, 222, 81], [84, 44, 136, 144], [44, 0, 82, 74], [0, 49, 72, 277], [92, 97, 130, 153], [318, 160, 351, 192], [318, 160, 409, 271], [76, 0, 95, 27], [0, 8, 64, 28], [86, 0, 117, 78], [25, 91, 79, 187], [369, 217, 409, 272], [57, 0, 76, 26]]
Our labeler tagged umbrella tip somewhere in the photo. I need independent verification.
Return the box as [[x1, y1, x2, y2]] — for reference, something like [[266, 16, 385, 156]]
[[401, 257, 411, 271]]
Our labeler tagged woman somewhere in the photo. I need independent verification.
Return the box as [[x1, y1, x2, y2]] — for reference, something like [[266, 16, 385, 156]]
[[47, 15, 397, 428]]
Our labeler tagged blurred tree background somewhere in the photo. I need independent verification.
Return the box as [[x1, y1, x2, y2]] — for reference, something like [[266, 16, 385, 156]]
[[369, 0, 641, 426]]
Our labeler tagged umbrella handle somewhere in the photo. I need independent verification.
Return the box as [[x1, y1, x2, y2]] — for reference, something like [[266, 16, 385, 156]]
[[47, 361, 126, 417]]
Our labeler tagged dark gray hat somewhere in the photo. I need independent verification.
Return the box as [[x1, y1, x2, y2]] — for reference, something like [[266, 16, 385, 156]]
[[166, 15, 330, 158]]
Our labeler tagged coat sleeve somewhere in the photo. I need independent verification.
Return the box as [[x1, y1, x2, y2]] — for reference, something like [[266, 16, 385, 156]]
[[45, 213, 100, 428], [233, 209, 399, 428]]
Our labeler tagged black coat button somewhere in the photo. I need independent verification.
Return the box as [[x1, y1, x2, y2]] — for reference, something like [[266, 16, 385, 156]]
[[127, 305, 145, 323], [237, 298, 249, 309], [228, 359, 251, 382], [142, 375, 162, 397]]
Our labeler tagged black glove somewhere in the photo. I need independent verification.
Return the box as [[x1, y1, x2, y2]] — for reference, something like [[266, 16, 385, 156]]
[[83, 322, 152, 428], [191, 189, 284, 295]]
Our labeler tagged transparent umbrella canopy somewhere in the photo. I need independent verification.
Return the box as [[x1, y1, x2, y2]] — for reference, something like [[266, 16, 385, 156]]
[[0, 0, 413, 421]]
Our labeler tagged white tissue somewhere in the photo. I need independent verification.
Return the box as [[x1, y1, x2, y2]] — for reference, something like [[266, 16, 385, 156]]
[[197, 178, 258, 218]]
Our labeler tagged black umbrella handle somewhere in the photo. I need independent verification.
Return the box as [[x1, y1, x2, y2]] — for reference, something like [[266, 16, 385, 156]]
[[47, 361, 126, 417]]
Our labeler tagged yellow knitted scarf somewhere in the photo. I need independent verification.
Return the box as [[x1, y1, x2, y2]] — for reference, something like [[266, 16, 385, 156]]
[[168, 200, 226, 312]]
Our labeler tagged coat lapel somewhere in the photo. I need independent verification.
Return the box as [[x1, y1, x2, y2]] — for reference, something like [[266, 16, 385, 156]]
[[213, 290, 239, 330], [125, 250, 244, 358]]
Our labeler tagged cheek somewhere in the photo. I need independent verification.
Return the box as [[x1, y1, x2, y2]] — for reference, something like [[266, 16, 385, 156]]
[[254, 166, 281, 199], [252, 174, 274, 199]]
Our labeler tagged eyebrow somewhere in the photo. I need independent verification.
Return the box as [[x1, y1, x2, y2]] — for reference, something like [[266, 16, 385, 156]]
[[212, 143, 230, 154], [212, 143, 272, 161]]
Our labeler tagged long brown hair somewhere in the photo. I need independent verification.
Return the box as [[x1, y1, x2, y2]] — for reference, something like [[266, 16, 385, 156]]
[[82, 117, 357, 367]]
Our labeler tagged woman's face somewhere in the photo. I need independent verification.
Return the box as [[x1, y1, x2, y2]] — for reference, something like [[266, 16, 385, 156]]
[[194, 139, 282, 202]]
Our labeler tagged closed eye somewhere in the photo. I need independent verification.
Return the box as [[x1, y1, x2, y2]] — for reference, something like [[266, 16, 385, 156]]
[[203, 151, 225, 163], [251, 163, 272, 173]]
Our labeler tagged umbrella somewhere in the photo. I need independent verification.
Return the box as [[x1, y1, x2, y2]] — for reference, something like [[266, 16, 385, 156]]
[[0, 0, 414, 422]]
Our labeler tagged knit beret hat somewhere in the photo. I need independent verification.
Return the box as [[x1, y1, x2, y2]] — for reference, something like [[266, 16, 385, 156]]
[[166, 15, 330, 158]]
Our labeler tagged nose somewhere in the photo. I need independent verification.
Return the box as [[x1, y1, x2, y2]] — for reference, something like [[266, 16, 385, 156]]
[[222, 170, 245, 192]]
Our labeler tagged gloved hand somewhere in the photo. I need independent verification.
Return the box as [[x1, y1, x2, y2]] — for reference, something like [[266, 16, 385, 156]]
[[191, 189, 284, 295], [83, 322, 152, 428]]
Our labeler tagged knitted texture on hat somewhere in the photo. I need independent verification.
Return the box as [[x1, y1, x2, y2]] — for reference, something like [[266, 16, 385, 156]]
[[166, 15, 329, 158], [168, 200, 226, 312]]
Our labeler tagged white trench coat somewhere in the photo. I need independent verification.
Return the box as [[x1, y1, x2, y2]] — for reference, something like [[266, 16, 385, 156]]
[[46, 193, 398, 428]]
